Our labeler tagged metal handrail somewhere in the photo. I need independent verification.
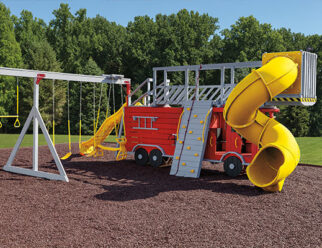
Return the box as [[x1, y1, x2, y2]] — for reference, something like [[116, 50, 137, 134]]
[[132, 92, 150, 105], [129, 78, 152, 98]]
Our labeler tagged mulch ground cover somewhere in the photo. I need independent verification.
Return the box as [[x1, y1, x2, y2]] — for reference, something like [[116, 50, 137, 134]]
[[0, 143, 321, 248]]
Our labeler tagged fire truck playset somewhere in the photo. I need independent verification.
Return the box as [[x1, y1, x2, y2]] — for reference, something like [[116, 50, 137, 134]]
[[1, 51, 318, 192]]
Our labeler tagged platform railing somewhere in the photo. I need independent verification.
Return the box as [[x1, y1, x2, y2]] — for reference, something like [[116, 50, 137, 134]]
[[153, 84, 236, 105], [151, 61, 262, 106]]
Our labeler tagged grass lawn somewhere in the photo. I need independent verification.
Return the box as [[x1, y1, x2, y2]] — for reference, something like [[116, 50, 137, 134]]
[[0, 134, 321, 165], [296, 137, 322, 166], [0, 134, 117, 149]]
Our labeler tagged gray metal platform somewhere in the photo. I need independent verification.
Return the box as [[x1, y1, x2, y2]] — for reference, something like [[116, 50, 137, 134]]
[[170, 100, 213, 178]]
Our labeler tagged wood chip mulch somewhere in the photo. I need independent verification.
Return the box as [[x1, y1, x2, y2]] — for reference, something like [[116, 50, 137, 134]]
[[0, 143, 321, 247]]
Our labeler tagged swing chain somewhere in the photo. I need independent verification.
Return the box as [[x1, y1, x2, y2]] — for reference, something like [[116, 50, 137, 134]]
[[61, 80, 72, 160], [120, 84, 124, 106], [79, 81, 82, 150], [52, 79, 55, 146], [67, 81, 71, 152], [95, 82, 104, 131], [93, 83, 96, 149], [105, 83, 112, 119], [14, 77, 20, 128]]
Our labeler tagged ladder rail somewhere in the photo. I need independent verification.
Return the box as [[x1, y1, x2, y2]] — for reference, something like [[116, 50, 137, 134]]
[[170, 100, 213, 178]]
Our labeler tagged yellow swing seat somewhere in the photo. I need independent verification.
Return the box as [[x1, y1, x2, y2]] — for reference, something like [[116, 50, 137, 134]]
[[61, 152, 72, 160]]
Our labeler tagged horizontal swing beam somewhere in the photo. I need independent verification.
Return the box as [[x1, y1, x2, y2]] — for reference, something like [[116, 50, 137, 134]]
[[0, 67, 131, 85]]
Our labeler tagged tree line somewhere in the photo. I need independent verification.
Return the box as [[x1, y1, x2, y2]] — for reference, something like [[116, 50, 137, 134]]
[[0, 3, 321, 136]]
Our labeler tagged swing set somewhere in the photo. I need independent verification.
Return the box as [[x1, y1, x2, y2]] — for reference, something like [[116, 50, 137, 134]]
[[52, 78, 128, 161], [0, 66, 131, 182]]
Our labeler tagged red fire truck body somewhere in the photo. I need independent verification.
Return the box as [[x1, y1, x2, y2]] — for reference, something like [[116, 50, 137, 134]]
[[124, 106, 182, 156], [124, 105, 279, 175]]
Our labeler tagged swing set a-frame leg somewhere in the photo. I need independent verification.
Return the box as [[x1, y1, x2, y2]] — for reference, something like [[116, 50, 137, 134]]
[[3, 77, 69, 182]]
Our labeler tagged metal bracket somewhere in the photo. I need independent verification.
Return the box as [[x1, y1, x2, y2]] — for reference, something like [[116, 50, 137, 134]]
[[36, 74, 45, 85]]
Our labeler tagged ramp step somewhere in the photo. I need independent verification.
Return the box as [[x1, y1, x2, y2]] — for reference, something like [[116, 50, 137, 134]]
[[170, 100, 213, 178]]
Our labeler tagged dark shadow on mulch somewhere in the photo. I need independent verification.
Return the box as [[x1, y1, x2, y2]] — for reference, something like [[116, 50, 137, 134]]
[[298, 163, 322, 168], [54, 159, 266, 201]]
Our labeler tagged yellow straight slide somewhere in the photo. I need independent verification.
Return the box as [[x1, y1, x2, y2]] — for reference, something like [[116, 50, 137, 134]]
[[80, 103, 127, 156], [224, 55, 300, 192]]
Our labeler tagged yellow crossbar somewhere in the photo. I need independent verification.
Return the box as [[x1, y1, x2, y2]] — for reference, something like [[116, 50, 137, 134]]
[[0, 115, 19, 118]]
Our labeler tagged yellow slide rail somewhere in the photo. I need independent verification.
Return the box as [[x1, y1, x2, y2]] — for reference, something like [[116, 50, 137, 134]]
[[224, 54, 300, 192], [79, 102, 141, 160], [79, 102, 127, 156]]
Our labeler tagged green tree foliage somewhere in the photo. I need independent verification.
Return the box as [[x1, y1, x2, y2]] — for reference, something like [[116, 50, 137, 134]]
[[125, 9, 220, 85], [220, 16, 285, 85], [124, 15, 158, 82], [155, 10, 219, 67], [221, 16, 285, 62], [14, 10, 47, 63], [278, 28, 307, 51], [305, 35, 322, 136], [91, 15, 127, 74], [47, 4, 75, 72], [277, 106, 310, 136], [0, 4, 22, 67], [13, 10, 65, 132], [0, 3, 22, 132], [48, 5, 127, 74], [0, 1, 320, 137]]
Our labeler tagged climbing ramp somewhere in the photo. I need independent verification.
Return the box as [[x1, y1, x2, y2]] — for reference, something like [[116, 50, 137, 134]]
[[170, 100, 213, 178]]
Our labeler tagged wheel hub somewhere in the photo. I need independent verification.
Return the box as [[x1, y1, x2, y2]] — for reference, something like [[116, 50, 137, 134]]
[[229, 163, 235, 170], [138, 154, 143, 159]]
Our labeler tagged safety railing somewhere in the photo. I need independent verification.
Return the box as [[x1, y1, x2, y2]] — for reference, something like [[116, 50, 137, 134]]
[[153, 84, 235, 105], [151, 61, 262, 106]]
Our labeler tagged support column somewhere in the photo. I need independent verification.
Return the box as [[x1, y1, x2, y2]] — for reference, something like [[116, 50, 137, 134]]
[[195, 70, 199, 100], [220, 67, 225, 104], [33, 77, 39, 171], [164, 70, 168, 103], [147, 79, 151, 106], [126, 81, 131, 106], [185, 69, 189, 101], [153, 70, 157, 105]]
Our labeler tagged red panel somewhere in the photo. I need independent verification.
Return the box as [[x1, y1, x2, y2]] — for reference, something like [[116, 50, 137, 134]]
[[204, 129, 217, 160], [204, 107, 260, 164], [126, 129, 178, 135], [209, 112, 221, 129], [124, 106, 183, 156]]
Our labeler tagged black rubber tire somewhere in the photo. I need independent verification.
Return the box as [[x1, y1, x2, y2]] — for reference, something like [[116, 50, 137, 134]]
[[149, 149, 163, 167], [135, 148, 149, 166], [223, 156, 243, 177]]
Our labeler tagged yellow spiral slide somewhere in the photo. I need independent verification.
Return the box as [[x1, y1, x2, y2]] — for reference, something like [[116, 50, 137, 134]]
[[224, 55, 300, 192]]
